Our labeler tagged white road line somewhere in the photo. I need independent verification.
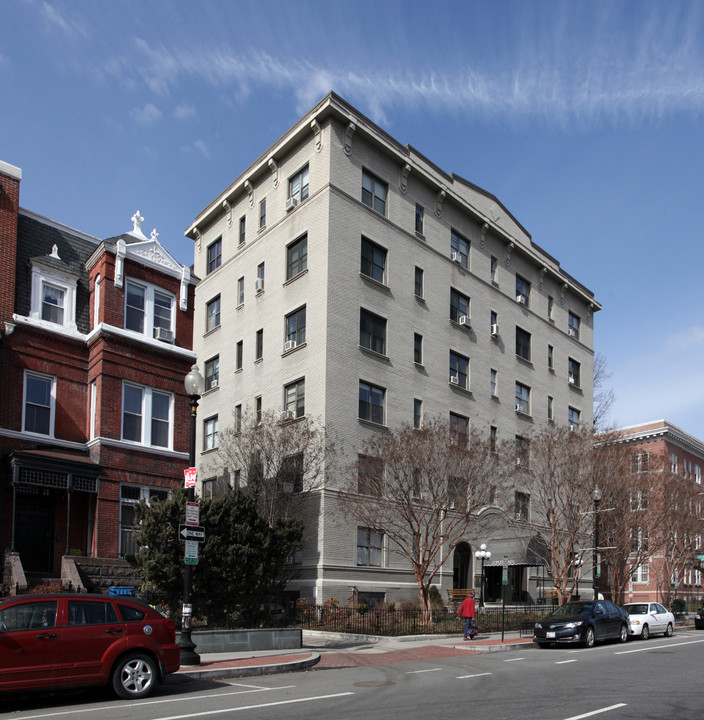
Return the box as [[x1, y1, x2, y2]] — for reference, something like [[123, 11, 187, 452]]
[[556, 659, 579, 664], [457, 672, 493, 679], [406, 668, 443, 674], [150, 692, 355, 720], [504, 657, 525, 662], [615, 638, 704, 655], [563, 703, 627, 719]]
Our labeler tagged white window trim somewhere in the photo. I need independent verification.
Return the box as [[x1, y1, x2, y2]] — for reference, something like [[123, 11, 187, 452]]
[[121, 381, 174, 450], [29, 266, 78, 332], [22, 370, 56, 438], [124, 278, 176, 340]]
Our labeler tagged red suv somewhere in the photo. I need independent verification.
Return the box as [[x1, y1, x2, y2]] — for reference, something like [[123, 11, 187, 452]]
[[0, 593, 180, 699]]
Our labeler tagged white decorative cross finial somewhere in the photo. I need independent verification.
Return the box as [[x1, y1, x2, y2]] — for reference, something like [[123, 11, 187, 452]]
[[131, 210, 144, 233], [49, 244, 61, 259], [150, 228, 159, 242]]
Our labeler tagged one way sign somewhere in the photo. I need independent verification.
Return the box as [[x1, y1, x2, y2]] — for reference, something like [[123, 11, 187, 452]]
[[179, 524, 206, 542]]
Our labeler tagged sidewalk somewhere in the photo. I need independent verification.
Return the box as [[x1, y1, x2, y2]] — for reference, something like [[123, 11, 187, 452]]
[[173, 631, 534, 683]]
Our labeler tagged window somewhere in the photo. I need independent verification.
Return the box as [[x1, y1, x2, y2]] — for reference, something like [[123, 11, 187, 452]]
[[548, 295, 554, 320], [696, 465, 702, 484], [360, 309, 386, 355], [205, 356, 219, 391], [278, 242, 306, 287], [362, 169, 388, 215], [285, 306, 306, 346], [491, 256, 498, 283], [256, 329, 263, 360], [358, 455, 384, 495], [568, 406, 580, 429], [259, 198, 266, 229], [631, 452, 650, 473], [237, 277, 244, 306], [284, 378, 305, 418], [449, 412, 468, 446], [414, 333, 423, 364], [450, 351, 469, 389], [548, 345, 554, 370], [122, 383, 172, 448], [516, 327, 531, 361], [415, 266, 424, 298], [289, 165, 309, 204], [206, 296, 221, 332], [450, 288, 470, 323], [548, 395, 554, 421], [490, 426, 497, 453], [67, 600, 118, 626], [568, 311, 580, 340], [515, 490, 530, 520], [234, 404, 242, 433], [361, 237, 387, 284], [255, 395, 262, 423], [516, 275, 530, 306], [450, 229, 469, 268], [30, 265, 78, 331], [41, 282, 65, 324], [515, 382, 530, 414], [120, 484, 168, 556], [125, 280, 174, 339], [490, 369, 497, 397], [203, 416, 218, 451], [239, 215, 246, 245], [490, 311, 498, 333], [357, 527, 383, 566], [670, 453, 678, 474], [632, 564, 650, 583], [24, 372, 54, 436], [568, 358, 581, 387], [515, 437, 530, 468], [415, 204, 424, 234], [281, 453, 304, 493], [630, 489, 650, 511], [207, 237, 222, 274], [256, 262, 265, 292], [236, 340, 243, 371], [448, 476, 467, 510], [414, 398, 423, 428], [359, 381, 385, 425], [631, 527, 649, 553]]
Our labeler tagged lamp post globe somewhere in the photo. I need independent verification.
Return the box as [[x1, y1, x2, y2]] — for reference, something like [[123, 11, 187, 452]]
[[592, 486, 602, 601], [475, 544, 490, 606]]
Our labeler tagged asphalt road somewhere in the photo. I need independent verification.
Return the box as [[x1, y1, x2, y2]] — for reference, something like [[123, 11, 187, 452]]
[[2, 634, 703, 720]]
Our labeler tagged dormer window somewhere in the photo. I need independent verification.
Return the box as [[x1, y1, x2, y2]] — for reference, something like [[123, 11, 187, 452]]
[[29, 263, 78, 332], [125, 279, 175, 342]]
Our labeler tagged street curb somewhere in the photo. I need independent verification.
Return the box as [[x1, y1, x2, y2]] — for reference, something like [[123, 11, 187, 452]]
[[175, 653, 321, 681], [452, 641, 532, 653]]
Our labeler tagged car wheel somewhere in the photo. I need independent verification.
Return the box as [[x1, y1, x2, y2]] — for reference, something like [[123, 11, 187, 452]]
[[535, 642, 549, 649], [111, 653, 157, 699], [641, 624, 649, 640], [583, 626, 595, 648], [665, 622, 674, 637], [618, 624, 628, 643]]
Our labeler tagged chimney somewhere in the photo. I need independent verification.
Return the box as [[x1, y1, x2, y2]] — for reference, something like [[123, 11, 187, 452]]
[[0, 161, 21, 327]]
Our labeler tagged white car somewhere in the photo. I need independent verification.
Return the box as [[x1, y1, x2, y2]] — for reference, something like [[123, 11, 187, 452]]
[[623, 602, 675, 640]]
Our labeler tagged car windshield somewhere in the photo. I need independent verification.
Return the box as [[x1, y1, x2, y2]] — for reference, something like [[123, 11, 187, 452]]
[[551, 602, 593, 617], [626, 604, 648, 615]]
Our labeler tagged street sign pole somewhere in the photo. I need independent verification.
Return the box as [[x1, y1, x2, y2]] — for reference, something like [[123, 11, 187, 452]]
[[501, 555, 508, 642]]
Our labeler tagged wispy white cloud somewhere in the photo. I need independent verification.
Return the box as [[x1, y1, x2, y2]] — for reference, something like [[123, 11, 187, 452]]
[[129, 103, 162, 126], [174, 104, 197, 121], [41, 1, 88, 38], [180, 139, 210, 160]]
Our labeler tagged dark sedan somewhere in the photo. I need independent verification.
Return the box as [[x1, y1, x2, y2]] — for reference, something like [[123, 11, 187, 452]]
[[533, 600, 630, 648]]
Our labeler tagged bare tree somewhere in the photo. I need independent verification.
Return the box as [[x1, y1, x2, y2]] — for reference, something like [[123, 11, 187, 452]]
[[341, 418, 509, 623], [593, 351, 615, 431], [516, 425, 615, 604], [209, 409, 334, 527]]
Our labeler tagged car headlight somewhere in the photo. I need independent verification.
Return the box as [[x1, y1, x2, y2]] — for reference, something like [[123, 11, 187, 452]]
[[562, 621, 584, 630], [631, 620, 641, 626], [535, 623, 542, 629]]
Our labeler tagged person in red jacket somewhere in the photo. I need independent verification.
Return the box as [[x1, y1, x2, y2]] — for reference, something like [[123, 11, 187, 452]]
[[457, 591, 477, 640]]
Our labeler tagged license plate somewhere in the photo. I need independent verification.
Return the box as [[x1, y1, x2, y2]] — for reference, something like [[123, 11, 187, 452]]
[[546, 631, 556, 638]]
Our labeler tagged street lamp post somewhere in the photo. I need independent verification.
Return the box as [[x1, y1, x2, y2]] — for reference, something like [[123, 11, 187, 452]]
[[474, 543, 491, 607], [180, 364, 205, 666], [592, 486, 602, 601]]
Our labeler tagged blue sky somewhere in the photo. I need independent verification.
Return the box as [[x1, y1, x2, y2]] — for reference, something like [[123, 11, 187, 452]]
[[3, 0, 704, 438]]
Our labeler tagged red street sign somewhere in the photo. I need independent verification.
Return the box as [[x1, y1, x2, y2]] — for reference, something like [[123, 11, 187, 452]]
[[184, 467, 197, 488], [185, 501, 199, 526]]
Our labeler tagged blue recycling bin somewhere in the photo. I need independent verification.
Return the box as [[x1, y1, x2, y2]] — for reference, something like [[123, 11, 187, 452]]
[[108, 586, 135, 596]]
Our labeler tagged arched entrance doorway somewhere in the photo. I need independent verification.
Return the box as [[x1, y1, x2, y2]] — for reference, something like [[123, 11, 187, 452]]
[[453, 542, 471, 589]]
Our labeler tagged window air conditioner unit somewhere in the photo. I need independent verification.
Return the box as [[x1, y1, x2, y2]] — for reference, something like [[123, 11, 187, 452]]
[[568, 328, 576, 337], [569, 425, 577, 432], [491, 324, 499, 337], [568, 376, 575, 384], [285, 197, 298, 212], [255, 278, 264, 292], [284, 339, 297, 352], [281, 410, 294, 421], [210, 379, 218, 389], [515, 403, 522, 412], [450, 375, 459, 385], [458, 315, 471, 328], [154, 327, 174, 342], [516, 294, 527, 305], [451, 252, 462, 263]]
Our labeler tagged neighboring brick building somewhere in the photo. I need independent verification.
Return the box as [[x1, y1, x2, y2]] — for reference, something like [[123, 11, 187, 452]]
[[0, 160, 197, 589], [609, 420, 704, 608], [185, 93, 602, 605]]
